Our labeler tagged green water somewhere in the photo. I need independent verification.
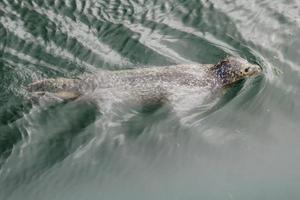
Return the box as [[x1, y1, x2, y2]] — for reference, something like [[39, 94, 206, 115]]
[[1, 0, 300, 199]]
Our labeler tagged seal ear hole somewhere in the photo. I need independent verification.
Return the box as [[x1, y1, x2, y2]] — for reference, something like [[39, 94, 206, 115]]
[[244, 67, 250, 73]]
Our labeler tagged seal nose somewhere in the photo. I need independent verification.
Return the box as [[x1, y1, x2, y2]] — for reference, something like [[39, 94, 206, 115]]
[[248, 64, 262, 76], [255, 64, 263, 73]]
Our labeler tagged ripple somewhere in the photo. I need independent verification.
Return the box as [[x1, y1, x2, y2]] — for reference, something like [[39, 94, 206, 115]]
[[0, 15, 98, 73], [27, 2, 131, 66], [1, 0, 300, 199]]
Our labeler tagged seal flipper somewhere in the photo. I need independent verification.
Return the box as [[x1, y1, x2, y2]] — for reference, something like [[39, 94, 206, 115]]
[[53, 91, 81, 101], [27, 78, 83, 103]]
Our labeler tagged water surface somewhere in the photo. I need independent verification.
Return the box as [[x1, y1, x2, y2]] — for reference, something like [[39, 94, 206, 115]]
[[1, 0, 300, 199]]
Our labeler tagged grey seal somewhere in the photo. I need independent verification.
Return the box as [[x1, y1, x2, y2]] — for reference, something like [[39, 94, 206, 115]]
[[27, 57, 262, 105]]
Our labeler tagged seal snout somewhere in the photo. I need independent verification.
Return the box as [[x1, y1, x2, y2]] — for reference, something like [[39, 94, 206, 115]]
[[244, 63, 262, 77]]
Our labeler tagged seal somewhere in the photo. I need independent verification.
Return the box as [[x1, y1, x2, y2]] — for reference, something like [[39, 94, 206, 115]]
[[27, 57, 262, 105]]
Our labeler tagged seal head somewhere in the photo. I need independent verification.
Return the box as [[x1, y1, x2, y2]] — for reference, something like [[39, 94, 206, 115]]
[[212, 57, 262, 87]]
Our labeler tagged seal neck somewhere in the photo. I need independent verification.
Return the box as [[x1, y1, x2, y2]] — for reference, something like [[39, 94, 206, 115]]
[[210, 61, 232, 87]]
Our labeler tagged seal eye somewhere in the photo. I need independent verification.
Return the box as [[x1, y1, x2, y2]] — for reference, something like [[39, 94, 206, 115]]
[[244, 67, 250, 73]]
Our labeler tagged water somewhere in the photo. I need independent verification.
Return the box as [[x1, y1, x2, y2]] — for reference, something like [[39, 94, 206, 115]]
[[1, 0, 300, 199]]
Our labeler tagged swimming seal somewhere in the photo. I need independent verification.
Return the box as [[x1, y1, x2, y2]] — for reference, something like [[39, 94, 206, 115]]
[[27, 57, 262, 105]]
